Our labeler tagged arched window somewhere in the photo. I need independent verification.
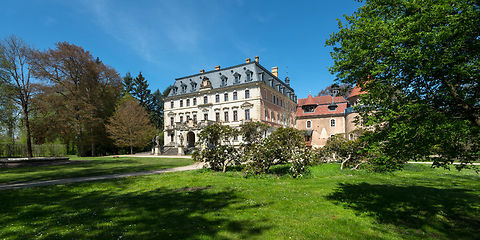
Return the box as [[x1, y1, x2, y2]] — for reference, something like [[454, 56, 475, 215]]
[[330, 119, 336, 127], [306, 121, 312, 128], [349, 133, 354, 140], [245, 90, 250, 99], [203, 96, 208, 104]]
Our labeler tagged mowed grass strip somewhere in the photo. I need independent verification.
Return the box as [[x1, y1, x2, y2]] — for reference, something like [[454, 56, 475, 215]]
[[0, 157, 193, 184], [0, 164, 478, 240]]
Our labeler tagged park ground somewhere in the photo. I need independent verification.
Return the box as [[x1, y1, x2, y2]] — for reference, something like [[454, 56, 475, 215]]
[[0, 158, 479, 240]]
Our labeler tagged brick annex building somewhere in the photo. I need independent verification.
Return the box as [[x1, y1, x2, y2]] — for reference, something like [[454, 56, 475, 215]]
[[163, 57, 297, 154], [295, 85, 365, 148]]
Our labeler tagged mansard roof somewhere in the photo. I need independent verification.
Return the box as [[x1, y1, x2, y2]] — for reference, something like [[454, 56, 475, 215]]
[[168, 61, 296, 100], [297, 95, 347, 106]]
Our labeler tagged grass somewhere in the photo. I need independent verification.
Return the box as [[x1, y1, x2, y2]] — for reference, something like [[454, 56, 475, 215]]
[[0, 164, 478, 239], [0, 156, 193, 184]]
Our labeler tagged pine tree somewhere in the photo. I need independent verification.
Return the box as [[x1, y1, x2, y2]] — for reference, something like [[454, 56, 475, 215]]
[[132, 72, 151, 109], [122, 72, 134, 94]]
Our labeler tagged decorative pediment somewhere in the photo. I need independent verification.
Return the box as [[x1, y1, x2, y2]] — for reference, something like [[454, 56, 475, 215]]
[[241, 102, 254, 109], [200, 77, 212, 90], [167, 111, 176, 116]]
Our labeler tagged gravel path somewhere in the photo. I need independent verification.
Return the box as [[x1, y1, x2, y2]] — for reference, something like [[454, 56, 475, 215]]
[[0, 162, 203, 191]]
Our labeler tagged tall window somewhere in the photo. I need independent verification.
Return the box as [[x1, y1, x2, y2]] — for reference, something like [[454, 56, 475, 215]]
[[245, 90, 250, 99], [193, 114, 197, 122], [180, 116, 183, 122], [233, 110, 238, 121], [265, 109, 269, 120], [204, 113, 208, 121], [193, 98, 197, 105], [245, 109, 250, 120], [224, 112, 229, 122], [170, 117, 174, 126], [271, 111, 275, 121], [233, 92, 238, 100], [306, 120, 312, 128], [224, 93, 228, 101], [330, 119, 336, 127], [203, 96, 208, 104], [180, 100, 183, 107], [186, 99, 190, 106], [170, 101, 174, 108], [170, 134, 174, 142], [215, 112, 220, 122], [215, 94, 220, 102]]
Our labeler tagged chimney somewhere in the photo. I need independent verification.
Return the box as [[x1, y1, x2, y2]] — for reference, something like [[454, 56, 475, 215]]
[[271, 66, 278, 78], [245, 58, 251, 63], [285, 76, 290, 86], [200, 69, 205, 74], [255, 56, 259, 62], [215, 65, 221, 70]]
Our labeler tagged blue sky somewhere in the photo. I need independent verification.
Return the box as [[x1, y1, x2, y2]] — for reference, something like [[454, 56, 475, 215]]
[[1, 0, 361, 98]]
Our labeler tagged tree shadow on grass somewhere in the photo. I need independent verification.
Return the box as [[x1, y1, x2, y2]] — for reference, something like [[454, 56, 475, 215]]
[[0, 184, 269, 239], [326, 182, 480, 239]]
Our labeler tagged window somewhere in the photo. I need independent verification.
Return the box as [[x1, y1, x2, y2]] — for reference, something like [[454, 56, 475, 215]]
[[186, 99, 190, 106], [170, 134, 174, 142], [224, 93, 228, 101], [224, 112, 229, 122], [233, 110, 238, 121], [215, 94, 220, 102], [306, 121, 312, 128], [180, 100, 183, 107], [221, 76, 228, 87], [245, 90, 250, 99], [193, 98, 197, 105], [180, 116, 183, 122], [265, 109, 269, 120], [271, 111, 275, 121], [349, 133, 354, 140], [193, 114, 197, 122], [246, 70, 253, 82], [245, 109, 250, 120], [234, 73, 241, 83], [215, 112, 220, 122], [170, 101, 174, 108], [277, 113, 280, 122], [233, 135, 238, 141], [233, 92, 238, 100], [330, 119, 336, 127], [170, 117, 174, 126], [203, 96, 208, 104], [204, 113, 208, 121], [260, 73, 264, 82], [303, 106, 315, 113]]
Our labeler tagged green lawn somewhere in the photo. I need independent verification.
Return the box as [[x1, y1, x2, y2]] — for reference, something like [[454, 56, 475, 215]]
[[0, 164, 478, 240], [0, 156, 193, 184]]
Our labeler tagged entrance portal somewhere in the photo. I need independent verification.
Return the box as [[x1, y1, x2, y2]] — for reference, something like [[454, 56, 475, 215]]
[[187, 131, 195, 148]]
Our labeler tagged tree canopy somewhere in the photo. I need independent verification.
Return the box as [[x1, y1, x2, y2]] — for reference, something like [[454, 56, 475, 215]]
[[326, 0, 480, 170]]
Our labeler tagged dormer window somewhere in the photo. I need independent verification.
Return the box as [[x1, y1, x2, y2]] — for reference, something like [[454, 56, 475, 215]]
[[180, 82, 187, 93], [245, 70, 253, 82], [220, 75, 228, 87], [233, 73, 241, 84], [260, 73, 264, 82], [172, 86, 178, 95], [190, 80, 197, 92], [303, 105, 315, 113]]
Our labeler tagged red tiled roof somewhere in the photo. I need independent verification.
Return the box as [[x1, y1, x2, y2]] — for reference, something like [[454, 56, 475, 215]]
[[303, 94, 317, 105], [348, 85, 367, 99], [296, 95, 348, 117], [297, 95, 347, 106]]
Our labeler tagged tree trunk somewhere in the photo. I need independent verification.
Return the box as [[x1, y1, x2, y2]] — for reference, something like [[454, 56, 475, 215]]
[[130, 146, 133, 155], [23, 108, 33, 158]]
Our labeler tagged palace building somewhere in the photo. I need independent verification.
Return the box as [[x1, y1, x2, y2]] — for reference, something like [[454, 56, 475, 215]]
[[163, 57, 297, 154], [295, 85, 365, 148]]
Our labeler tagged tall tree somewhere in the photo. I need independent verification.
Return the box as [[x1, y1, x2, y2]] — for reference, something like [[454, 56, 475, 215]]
[[0, 74, 18, 143], [122, 72, 134, 94], [31, 42, 122, 156], [106, 95, 155, 154], [131, 72, 151, 108], [0, 36, 38, 157], [326, 0, 480, 170], [149, 89, 163, 130]]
